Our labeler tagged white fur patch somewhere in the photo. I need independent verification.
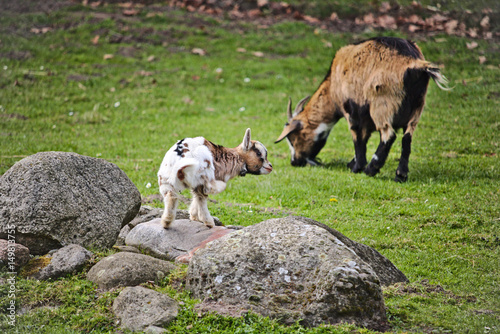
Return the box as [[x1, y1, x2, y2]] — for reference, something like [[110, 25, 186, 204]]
[[158, 137, 215, 193], [313, 122, 334, 142]]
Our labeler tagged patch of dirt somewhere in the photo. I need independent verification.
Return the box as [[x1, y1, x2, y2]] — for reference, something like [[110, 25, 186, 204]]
[[1, 0, 497, 43]]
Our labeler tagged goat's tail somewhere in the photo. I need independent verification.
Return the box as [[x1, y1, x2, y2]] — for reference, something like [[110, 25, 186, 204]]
[[422, 63, 453, 91]]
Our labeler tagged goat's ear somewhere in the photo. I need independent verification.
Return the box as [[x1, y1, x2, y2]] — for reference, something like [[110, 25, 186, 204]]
[[275, 120, 302, 143], [241, 128, 252, 151]]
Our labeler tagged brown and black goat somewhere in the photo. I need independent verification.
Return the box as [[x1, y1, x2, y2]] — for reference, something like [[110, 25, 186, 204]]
[[275, 37, 450, 182]]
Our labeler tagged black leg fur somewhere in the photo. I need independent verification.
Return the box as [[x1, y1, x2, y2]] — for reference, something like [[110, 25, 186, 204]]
[[395, 133, 412, 182], [365, 134, 397, 177]]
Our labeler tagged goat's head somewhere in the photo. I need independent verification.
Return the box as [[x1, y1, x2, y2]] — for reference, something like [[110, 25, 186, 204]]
[[275, 96, 324, 167], [237, 128, 273, 175]]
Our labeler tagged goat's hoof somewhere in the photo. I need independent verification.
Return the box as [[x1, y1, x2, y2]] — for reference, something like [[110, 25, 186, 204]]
[[161, 218, 173, 229], [394, 171, 408, 183], [364, 165, 380, 177], [350, 163, 366, 173], [347, 158, 356, 170], [204, 222, 215, 228]]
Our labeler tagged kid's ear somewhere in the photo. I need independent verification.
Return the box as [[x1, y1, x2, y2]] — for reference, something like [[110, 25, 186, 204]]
[[242, 128, 251, 151]]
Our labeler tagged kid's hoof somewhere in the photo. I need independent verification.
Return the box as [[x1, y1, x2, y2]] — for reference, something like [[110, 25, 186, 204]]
[[161, 218, 172, 229]]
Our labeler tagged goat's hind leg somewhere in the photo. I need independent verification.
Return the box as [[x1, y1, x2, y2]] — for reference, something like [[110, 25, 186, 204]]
[[394, 133, 412, 182], [190, 187, 215, 228], [365, 130, 397, 177], [161, 190, 178, 228]]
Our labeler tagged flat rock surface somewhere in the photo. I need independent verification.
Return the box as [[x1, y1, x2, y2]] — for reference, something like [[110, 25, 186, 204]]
[[125, 218, 234, 261]]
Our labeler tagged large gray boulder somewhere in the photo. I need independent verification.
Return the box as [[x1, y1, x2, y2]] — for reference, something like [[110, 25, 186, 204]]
[[296, 217, 408, 286], [113, 286, 179, 332], [124, 218, 234, 261], [186, 216, 390, 330], [30, 244, 93, 280], [87, 252, 176, 290], [0, 152, 141, 254]]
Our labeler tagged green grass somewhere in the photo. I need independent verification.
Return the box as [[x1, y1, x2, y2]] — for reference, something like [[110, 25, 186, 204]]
[[1, 1, 499, 333]]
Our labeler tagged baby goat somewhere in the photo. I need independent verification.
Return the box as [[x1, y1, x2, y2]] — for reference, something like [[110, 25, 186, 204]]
[[275, 37, 450, 182], [158, 128, 273, 228]]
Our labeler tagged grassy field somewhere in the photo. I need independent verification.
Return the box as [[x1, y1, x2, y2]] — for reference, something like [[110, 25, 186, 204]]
[[0, 1, 499, 333]]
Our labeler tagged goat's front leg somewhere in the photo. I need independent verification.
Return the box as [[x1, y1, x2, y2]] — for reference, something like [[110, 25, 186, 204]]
[[349, 130, 370, 173], [365, 131, 397, 177], [161, 190, 178, 229]]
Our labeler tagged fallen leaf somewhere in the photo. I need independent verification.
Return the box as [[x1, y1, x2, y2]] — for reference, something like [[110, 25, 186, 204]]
[[480, 16, 490, 30], [363, 13, 375, 25], [118, 2, 133, 8], [479, 56, 487, 64], [379, 2, 391, 13], [236, 47, 247, 53], [183, 97, 194, 105], [322, 40, 332, 48], [377, 15, 397, 29], [138, 70, 153, 76], [408, 24, 420, 33], [252, 51, 264, 57], [445, 20, 458, 34], [103, 54, 114, 60], [192, 48, 206, 56], [192, 75, 200, 81], [123, 9, 139, 16], [147, 55, 155, 62], [466, 41, 478, 49], [303, 15, 320, 24], [257, 0, 268, 7], [91, 35, 100, 45], [330, 12, 338, 21]]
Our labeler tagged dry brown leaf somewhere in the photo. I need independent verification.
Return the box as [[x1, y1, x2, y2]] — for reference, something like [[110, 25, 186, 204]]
[[123, 9, 139, 16], [103, 54, 114, 60], [466, 41, 478, 50], [480, 16, 490, 30], [91, 35, 100, 45], [408, 24, 420, 33], [252, 51, 264, 57], [118, 2, 133, 8], [363, 13, 375, 25], [147, 55, 155, 62], [303, 15, 320, 23], [183, 97, 194, 105], [236, 48, 247, 53], [257, 0, 268, 7], [138, 70, 153, 76], [330, 12, 338, 21], [479, 56, 487, 64], [192, 48, 206, 56], [377, 15, 397, 29], [445, 20, 458, 34], [379, 2, 391, 13]]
